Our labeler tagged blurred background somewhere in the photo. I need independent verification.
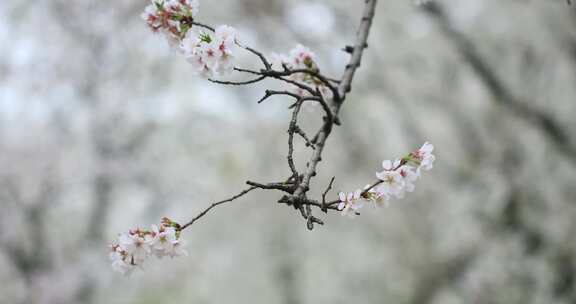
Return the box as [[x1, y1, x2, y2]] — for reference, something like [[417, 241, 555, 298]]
[[1, 0, 576, 303]]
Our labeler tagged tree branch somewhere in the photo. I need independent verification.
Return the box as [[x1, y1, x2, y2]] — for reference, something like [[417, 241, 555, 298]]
[[179, 0, 379, 230], [180, 186, 259, 230], [293, 0, 378, 203]]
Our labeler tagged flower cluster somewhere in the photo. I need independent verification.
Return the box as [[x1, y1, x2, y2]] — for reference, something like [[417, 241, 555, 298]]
[[109, 217, 188, 276], [273, 45, 332, 98], [142, 0, 200, 46], [181, 25, 237, 77], [142, 0, 238, 77], [338, 142, 435, 217]]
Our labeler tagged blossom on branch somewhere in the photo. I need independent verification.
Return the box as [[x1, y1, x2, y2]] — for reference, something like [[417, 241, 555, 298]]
[[338, 142, 436, 217], [338, 190, 364, 218], [181, 25, 238, 77], [364, 184, 389, 208], [376, 159, 406, 199], [409, 141, 435, 171], [272, 44, 332, 98], [108, 218, 187, 275], [132, 0, 433, 270], [142, 0, 200, 47], [141, 1, 239, 77]]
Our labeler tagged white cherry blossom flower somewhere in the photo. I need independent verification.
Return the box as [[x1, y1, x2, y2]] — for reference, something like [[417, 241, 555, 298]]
[[109, 218, 188, 275], [180, 25, 238, 77], [150, 224, 178, 258], [398, 164, 419, 193], [289, 44, 317, 69], [215, 25, 237, 51], [142, 0, 200, 47], [337, 142, 435, 217], [271, 44, 332, 99], [118, 231, 150, 265], [169, 240, 189, 257], [364, 184, 389, 208], [411, 142, 435, 171], [181, 30, 200, 53], [338, 189, 364, 218], [200, 42, 219, 69], [110, 249, 135, 276], [164, 0, 199, 14], [376, 160, 405, 199], [141, 5, 161, 31]]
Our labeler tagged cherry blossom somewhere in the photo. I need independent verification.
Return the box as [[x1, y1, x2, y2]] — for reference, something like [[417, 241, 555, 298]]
[[110, 252, 134, 276], [118, 231, 150, 265], [338, 190, 364, 217], [142, 0, 200, 45], [338, 142, 435, 215], [364, 184, 389, 208], [376, 160, 406, 199], [108, 218, 186, 275], [169, 240, 189, 258], [272, 44, 332, 98], [397, 164, 419, 194], [181, 25, 238, 77], [409, 142, 435, 171], [149, 224, 178, 258]]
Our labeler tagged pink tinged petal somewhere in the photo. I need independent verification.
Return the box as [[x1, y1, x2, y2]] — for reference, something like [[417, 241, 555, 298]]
[[112, 259, 134, 276], [338, 202, 346, 211], [382, 160, 392, 170], [375, 184, 387, 195], [339, 192, 346, 202], [353, 189, 362, 200], [421, 142, 434, 153]]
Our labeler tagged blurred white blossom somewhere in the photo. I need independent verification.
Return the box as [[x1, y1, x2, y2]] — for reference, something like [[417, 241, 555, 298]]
[[286, 3, 335, 38]]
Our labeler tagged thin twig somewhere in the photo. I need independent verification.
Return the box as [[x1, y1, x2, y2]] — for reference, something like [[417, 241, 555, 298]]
[[294, 126, 315, 149], [257, 90, 302, 104], [238, 43, 272, 70], [246, 180, 295, 193], [321, 177, 335, 212], [180, 186, 258, 230], [264, 68, 340, 100], [191, 21, 215, 32], [208, 75, 266, 86]]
